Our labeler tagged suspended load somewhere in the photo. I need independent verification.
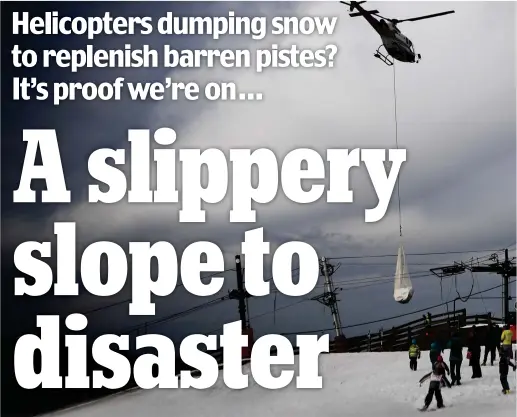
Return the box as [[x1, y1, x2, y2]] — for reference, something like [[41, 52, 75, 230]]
[[394, 243, 413, 304]]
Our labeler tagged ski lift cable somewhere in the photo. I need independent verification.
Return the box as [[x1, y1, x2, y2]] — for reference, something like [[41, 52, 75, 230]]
[[203, 298, 310, 335], [254, 263, 501, 330], [220, 252, 506, 332], [236, 277, 515, 338], [474, 273, 489, 314], [280, 280, 515, 336], [83, 249, 509, 316], [454, 269, 475, 303], [268, 268, 434, 295], [82, 268, 236, 316], [269, 251, 499, 294], [327, 248, 507, 261], [203, 262, 513, 336], [346, 265, 496, 291], [439, 276, 449, 321], [120, 295, 230, 334], [138, 250, 509, 334], [85, 251, 511, 336]]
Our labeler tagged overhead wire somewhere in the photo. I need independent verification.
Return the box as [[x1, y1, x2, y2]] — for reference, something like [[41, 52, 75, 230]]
[[82, 268, 236, 316], [87, 245, 512, 336], [254, 250, 510, 335], [437, 251, 497, 314], [120, 295, 230, 335], [261, 250, 503, 331], [327, 248, 506, 261], [269, 250, 500, 294], [203, 298, 314, 335], [454, 270, 475, 303], [227, 252, 504, 333], [316, 250, 499, 290], [439, 275, 449, 321], [280, 280, 515, 336], [475, 272, 489, 314], [229, 272, 513, 337]]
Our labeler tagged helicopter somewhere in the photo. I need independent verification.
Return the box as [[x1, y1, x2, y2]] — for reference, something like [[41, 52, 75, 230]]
[[339, 1, 454, 66]]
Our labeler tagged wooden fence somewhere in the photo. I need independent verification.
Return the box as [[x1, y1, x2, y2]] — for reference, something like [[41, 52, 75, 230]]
[[206, 310, 505, 361], [332, 310, 504, 353]]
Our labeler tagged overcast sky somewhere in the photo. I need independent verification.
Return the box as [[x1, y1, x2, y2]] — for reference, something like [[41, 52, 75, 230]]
[[2, 1, 515, 347]]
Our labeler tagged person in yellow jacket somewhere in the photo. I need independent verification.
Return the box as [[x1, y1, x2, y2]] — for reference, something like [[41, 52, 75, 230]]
[[501, 325, 514, 359], [409, 339, 421, 371]]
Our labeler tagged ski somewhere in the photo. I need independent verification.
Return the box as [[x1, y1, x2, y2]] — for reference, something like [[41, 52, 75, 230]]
[[418, 405, 449, 412]]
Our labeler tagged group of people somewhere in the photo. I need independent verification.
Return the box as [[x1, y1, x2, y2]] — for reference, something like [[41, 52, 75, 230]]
[[408, 323, 515, 411]]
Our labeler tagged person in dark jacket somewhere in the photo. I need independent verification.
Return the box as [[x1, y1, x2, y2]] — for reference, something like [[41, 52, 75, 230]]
[[468, 327, 482, 378], [447, 332, 463, 385], [430, 341, 441, 364], [482, 323, 499, 366], [499, 354, 516, 394]]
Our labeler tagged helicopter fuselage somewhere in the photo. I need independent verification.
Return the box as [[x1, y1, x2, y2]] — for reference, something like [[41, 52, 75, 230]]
[[343, 0, 453, 65], [345, 2, 421, 64], [378, 20, 418, 63], [380, 33, 416, 63]]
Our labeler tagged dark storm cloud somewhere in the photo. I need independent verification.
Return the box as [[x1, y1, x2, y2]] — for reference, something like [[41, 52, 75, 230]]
[[2, 0, 515, 352]]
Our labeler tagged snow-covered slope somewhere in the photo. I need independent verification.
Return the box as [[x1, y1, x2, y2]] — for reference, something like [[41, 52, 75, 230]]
[[43, 348, 516, 417]]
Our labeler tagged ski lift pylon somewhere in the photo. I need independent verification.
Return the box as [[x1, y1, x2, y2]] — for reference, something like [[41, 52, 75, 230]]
[[394, 242, 413, 304]]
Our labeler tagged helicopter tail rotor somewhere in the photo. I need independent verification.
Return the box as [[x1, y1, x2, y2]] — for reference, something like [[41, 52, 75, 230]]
[[339, 1, 366, 12], [350, 1, 366, 11]]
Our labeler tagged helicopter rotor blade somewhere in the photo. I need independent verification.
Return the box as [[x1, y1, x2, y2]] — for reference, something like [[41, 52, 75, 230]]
[[392, 10, 455, 24], [339, 1, 357, 10]]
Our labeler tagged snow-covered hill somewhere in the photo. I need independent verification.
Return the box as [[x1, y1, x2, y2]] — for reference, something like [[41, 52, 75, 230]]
[[43, 348, 516, 417]]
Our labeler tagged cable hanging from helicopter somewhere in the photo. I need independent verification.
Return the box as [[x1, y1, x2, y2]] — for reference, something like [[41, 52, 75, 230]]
[[337, 1, 455, 303], [390, 61, 413, 304]]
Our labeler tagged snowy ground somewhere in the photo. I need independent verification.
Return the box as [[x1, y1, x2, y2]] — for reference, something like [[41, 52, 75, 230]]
[[43, 348, 516, 417]]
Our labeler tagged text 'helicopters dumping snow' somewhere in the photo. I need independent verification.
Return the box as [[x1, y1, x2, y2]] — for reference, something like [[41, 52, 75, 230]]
[[339, 1, 454, 66]]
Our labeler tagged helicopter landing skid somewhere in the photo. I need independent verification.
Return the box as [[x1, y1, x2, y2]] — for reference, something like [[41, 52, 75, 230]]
[[374, 45, 393, 66]]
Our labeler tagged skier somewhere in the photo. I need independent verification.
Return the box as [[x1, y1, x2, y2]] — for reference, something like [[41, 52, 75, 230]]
[[409, 339, 421, 370], [447, 331, 463, 386], [467, 327, 482, 378], [501, 324, 514, 359], [482, 322, 498, 366], [499, 352, 516, 394], [419, 355, 450, 411]]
